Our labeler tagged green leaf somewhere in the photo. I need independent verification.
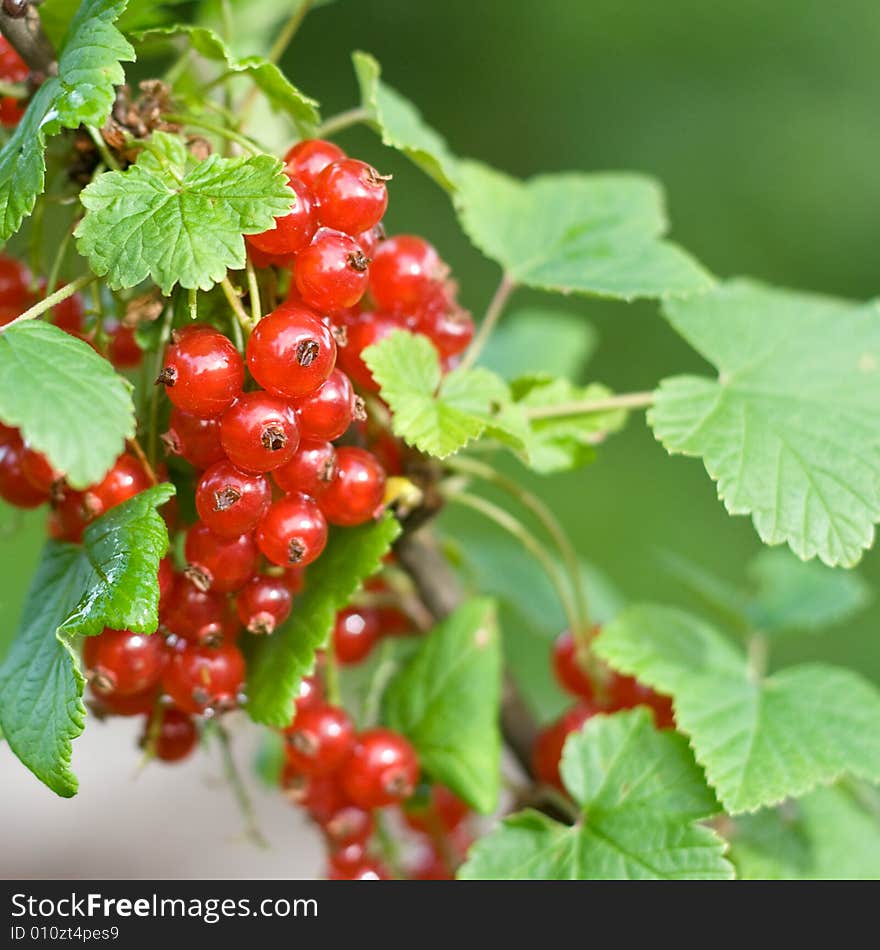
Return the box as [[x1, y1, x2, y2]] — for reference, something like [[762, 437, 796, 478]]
[[454, 161, 713, 301], [0, 321, 135, 489], [75, 132, 295, 293], [651, 280, 880, 567], [480, 308, 597, 382], [41, 0, 187, 44], [363, 330, 526, 458], [353, 51, 459, 192], [728, 783, 880, 880], [246, 515, 401, 726], [196, 0, 336, 59], [0, 484, 172, 796], [383, 598, 502, 814], [745, 547, 872, 635], [511, 376, 628, 473], [137, 26, 319, 135], [0, 0, 135, 242], [595, 605, 880, 813], [459, 709, 732, 879]]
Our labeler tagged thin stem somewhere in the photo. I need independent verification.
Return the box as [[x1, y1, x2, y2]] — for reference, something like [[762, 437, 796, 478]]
[[45, 224, 73, 297], [221, 276, 253, 336], [457, 273, 516, 372], [127, 437, 158, 486], [147, 303, 174, 468], [747, 633, 767, 682], [323, 633, 342, 707], [525, 391, 655, 420], [267, 0, 313, 65], [446, 455, 590, 635], [316, 107, 371, 139], [188, 287, 198, 322], [245, 256, 261, 324], [162, 113, 263, 154], [444, 489, 581, 638], [214, 722, 269, 849], [361, 639, 403, 726], [85, 124, 120, 172], [0, 273, 95, 333], [374, 810, 406, 880]]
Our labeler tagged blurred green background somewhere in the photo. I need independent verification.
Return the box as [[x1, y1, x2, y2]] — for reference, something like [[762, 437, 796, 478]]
[[2, 0, 879, 708]]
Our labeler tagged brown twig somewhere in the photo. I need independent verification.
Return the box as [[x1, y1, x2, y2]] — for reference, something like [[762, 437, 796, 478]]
[[0, 2, 56, 75]]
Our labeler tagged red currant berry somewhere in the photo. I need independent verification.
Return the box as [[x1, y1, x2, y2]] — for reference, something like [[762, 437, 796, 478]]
[[333, 606, 380, 665], [256, 492, 327, 567], [83, 628, 165, 697], [246, 304, 337, 399], [403, 785, 469, 835], [284, 565, 307, 596], [247, 175, 316, 255], [0, 436, 49, 508], [195, 460, 271, 538], [220, 392, 300, 473], [273, 439, 336, 496], [108, 323, 143, 369], [163, 641, 246, 715], [83, 454, 151, 518], [184, 521, 259, 593], [47, 488, 94, 542], [314, 159, 389, 236], [281, 768, 347, 821], [551, 630, 595, 701], [293, 368, 363, 441], [339, 728, 419, 809], [532, 703, 597, 791], [417, 303, 474, 359], [161, 575, 226, 646], [607, 672, 675, 729], [336, 310, 404, 391], [284, 704, 355, 777], [157, 326, 244, 419], [157, 556, 174, 612], [283, 139, 346, 190], [293, 672, 323, 717], [20, 445, 61, 494], [248, 245, 298, 270], [236, 573, 293, 635], [162, 408, 225, 470], [323, 805, 374, 847], [294, 230, 370, 313], [0, 39, 27, 127], [328, 855, 390, 881], [355, 224, 385, 258], [318, 446, 386, 527], [369, 236, 447, 311], [142, 707, 198, 763], [0, 254, 31, 308]]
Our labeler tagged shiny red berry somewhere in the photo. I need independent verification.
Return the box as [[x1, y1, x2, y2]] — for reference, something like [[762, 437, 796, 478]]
[[328, 856, 390, 881], [157, 556, 174, 612], [369, 235, 446, 311], [0, 436, 49, 508], [143, 707, 198, 763], [83, 454, 151, 518], [319, 446, 386, 527], [162, 408, 225, 470], [0, 39, 27, 127], [184, 521, 259, 593], [403, 785, 469, 835], [606, 672, 675, 729], [20, 445, 61, 494], [0, 254, 31, 308], [246, 304, 337, 399], [283, 139, 346, 190], [163, 641, 246, 715], [157, 326, 244, 419], [220, 391, 300, 473], [336, 310, 404, 391], [256, 492, 327, 567], [247, 175, 316, 255], [236, 573, 293, 635], [161, 575, 226, 645], [340, 728, 419, 809], [83, 628, 165, 697], [532, 703, 596, 791], [90, 685, 158, 717], [284, 704, 355, 777], [314, 159, 389, 236], [47, 488, 93, 542], [323, 805, 374, 847], [273, 439, 336, 496], [333, 607, 380, 665], [195, 460, 271, 538], [293, 368, 362, 442], [551, 630, 595, 700], [108, 323, 143, 368], [418, 303, 474, 359], [294, 230, 370, 313]]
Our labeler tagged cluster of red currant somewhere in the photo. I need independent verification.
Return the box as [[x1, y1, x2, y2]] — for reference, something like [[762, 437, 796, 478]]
[[534, 629, 675, 790]]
